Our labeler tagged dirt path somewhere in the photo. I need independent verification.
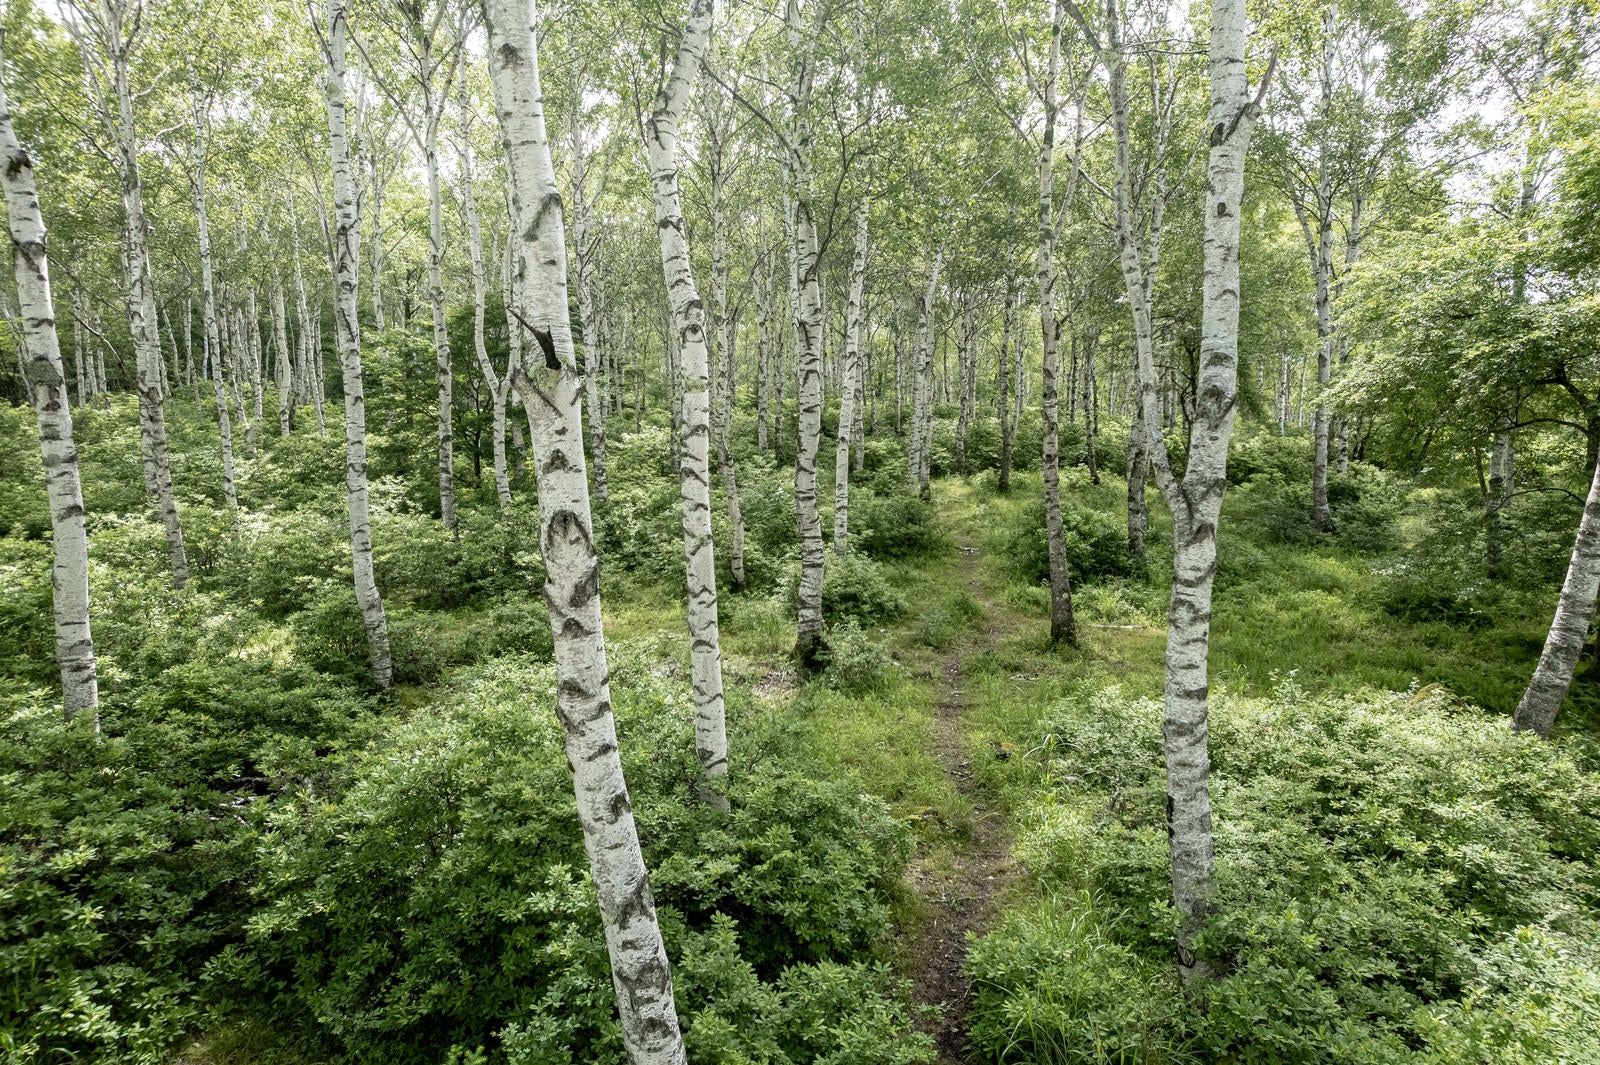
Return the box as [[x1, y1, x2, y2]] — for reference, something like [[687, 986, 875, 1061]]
[[908, 537, 1018, 1064]]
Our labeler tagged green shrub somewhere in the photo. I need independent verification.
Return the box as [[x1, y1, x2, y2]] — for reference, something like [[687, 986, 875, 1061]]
[[223, 652, 919, 1064], [822, 618, 893, 693], [850, 490, 946, 560], [811, 551, 907, 625], [970, 681, 1600, 1064], [995, 498, 1132, 587], [914, 591, 984, 651]]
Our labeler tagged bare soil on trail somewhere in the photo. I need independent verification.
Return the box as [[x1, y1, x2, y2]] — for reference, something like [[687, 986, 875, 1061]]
[[906, 540, 1020, 1065]]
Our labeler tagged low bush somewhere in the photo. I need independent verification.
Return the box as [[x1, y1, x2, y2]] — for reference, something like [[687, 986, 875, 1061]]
[[994, 497, 1132, 588], [850, 490, 946, 560], [967, 681, 1600, 1064]]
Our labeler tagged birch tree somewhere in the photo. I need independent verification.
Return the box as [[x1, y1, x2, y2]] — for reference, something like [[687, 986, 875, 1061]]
[[319, 0, 393, 691], [834, 195, 868, 547], [188, 81, 238, 509], [483, 0, 688, 1058], [66, 0, 188, 589], [644, 0, 730, 795], [1080, 0, 1271, 979], [356, 0, 465, 533], [0, 30, 99, 720]]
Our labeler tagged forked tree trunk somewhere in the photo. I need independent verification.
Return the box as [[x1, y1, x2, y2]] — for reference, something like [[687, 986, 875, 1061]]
[[484, 1, 688, 1059], [323, 0, 392, 690], [645, 0, 730, 793], [1516, 452, 1600, 737], [834, 197, 868, 549], [0, 57, 99, 719]]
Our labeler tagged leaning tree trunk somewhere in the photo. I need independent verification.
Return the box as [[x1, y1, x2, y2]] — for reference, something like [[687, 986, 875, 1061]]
[[0, 58, 99, 719], [484, 1, 689, 1059], [834, 197, 868, 550], [323, 0, 392, 691], [645, 0, 729, 794], [1513, 451, 1600, 737]]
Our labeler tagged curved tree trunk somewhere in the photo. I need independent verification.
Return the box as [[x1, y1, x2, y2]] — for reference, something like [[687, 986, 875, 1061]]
[[485, 1, 688, 1058], [323, 0, 392, 691], [458, 76, 512, 510], [0, 61, 99, 720], [645, 0, 729, 794]]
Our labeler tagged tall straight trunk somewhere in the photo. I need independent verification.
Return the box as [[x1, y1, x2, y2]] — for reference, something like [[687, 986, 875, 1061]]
[[425, 118, 456, 533], [910, 252, 941, 499], [458, 77, 513, 509], [1485, 430, 1513, 579], [568, 96, 609, 503], [247, 288, 264, 447], [1083, 327, 1098, 483], [272, 274, 292, 435], [783, 0, 828, 667], [1, 60, 99, 719], [1127, 399, 1149, 572], [834, 197, 868, 549], [756, 262, 771, 453], [1309, 196, 1334, 530], [323, 0, 392, 691], [73, 304, 87, 407], [1515, 451, 1600, 737], [645, 0, 729, 792], [189, 102, 237, 510], [954, 295, 973, 471], [484, 2, 688, 1058], [709, 124, 746, 589], [1037, 1, 1075, 647], [81, 3, 187, 587], [999, 269, 1016, 490]]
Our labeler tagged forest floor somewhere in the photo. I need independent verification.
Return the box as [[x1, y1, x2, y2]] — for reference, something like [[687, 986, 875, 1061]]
[[897, 486, 1042, 1063]]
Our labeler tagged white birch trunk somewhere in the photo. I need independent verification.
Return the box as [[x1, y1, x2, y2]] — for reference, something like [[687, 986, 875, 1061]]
[[458, 77, 513, 509], [568, 97, 609, 504], [834, 197, 868, 549], [189, 112, 237, 510], [708, 125, 746, 588], [0, 56, 99, 719], [323, 0, 392, 690], [78, 0, 188, 588], [646, 0, 728, 792], [425, 113, 457, 533], [784, 0, 827, 666], [484, 1, 688, 1057], [1514, 451, 1600, 737], [273, 273, 292, 435]]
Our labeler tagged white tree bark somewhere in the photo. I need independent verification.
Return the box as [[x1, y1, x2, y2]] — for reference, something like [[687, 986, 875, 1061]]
[[322, 0, 392, 690], [706, 102, 746, 589], [457, 75, 514, 509], [484, 1, 688, 1058], [568, 90, 609, 504], [909, 249, 941, 499], [1514, 451, 1600, 737], [645, 0, 730, 792], [189, 96, 238, 510], [0, 49, 99, 719], [272, 271, 292, 435], [71, 0, 188, 587], [1093, 0, 1267, 979], [247, 286, 264, 449], [783, 0, 828, 666], [834, 197, 868, 549]]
